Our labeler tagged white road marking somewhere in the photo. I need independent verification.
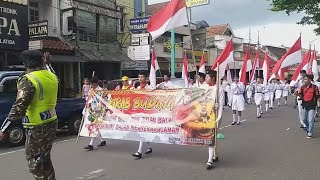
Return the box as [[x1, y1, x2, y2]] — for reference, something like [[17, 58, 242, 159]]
[[0, 137, 79, 157], [76, 169, 105, 179], [219, 119, 248, 130]]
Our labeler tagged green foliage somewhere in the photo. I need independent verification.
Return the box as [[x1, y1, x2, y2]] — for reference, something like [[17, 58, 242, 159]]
[[268, 0, 320, 34]]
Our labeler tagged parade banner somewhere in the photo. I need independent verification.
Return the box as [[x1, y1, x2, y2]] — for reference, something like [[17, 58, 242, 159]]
[[80, 88, 217, 146]]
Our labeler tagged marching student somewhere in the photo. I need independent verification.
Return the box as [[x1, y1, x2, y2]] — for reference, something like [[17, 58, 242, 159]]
[[226, 83, 232, 107], [246, 82, 254, 104], [254, 78, 264, 118], [295, 70, 307, 129], [275, 79, 283, 107], [230, 76, 245, 125], [268, 80, 276, 109], [263, 81, 270, 112], [200, 71, 224, 170], [132, 71, 153, 159], [282, 80, 290, 106], [157, 73, 174, 89], [84, 76, 107, 151]]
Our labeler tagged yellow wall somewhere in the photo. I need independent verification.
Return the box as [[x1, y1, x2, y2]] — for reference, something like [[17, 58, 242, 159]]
[[117, 0, 147, 47]]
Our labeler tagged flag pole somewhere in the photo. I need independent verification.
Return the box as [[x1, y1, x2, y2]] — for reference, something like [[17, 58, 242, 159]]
[[171, 29, 176, 78], [185, 6, 198, 81], [214, 62, 220, 161]]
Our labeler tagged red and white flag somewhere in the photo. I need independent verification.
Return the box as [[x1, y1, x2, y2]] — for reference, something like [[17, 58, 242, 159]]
[[263, 51, 270, 85], [290, 49, 311, 86], [147, 0, 188, 40], [149, 49, 160, 89], [311, 50, 319, 81], [239, 50, 250, 84], [249, 50, 259, 82], [182, 52, 189, 88], [271, 36, 302, 80], [211, 40, 234, 80], [199, 51, 206, 74]]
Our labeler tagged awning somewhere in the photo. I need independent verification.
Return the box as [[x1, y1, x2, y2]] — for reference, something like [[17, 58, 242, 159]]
[[52, 55, 86, 63], [76, 49, 132, 62]]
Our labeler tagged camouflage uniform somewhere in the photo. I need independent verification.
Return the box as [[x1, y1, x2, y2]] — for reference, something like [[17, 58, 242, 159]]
[[5, 67, 57, 180]]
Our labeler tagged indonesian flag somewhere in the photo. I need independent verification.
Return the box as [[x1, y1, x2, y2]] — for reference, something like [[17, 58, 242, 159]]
[[290, 49, 311, 86], [182, 52, 189, 88], [239, 50, 250, 84], [211, 40, 234, 80], [271, 37, 302, 80], [311, 50, 319, 81], [147, 0, 188, 40], [263, 51, 270, 85], [199, 51, 206, 74], [249, 50, 259, 82], [149, 49, 160, 88]]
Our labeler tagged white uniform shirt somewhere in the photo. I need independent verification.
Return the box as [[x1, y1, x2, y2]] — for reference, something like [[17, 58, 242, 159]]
[[157, 81, 174, 89], [255, 84, 264, 93], [230, 82, 245, 95]]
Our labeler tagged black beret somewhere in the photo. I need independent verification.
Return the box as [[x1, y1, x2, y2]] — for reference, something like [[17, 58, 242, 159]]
[[21, 50, 43, 62]]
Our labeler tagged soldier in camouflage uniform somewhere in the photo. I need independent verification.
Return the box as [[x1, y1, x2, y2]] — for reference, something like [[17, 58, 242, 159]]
[[0, 50, 58, 180]]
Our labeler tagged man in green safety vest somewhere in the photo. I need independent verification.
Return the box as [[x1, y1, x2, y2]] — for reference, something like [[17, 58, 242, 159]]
[[0, 50, 59, 180]]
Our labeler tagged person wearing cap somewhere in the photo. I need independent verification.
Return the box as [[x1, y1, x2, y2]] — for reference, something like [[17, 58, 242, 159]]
[[230, 76, 245, 125], [0, 50, 58, 179], [132, 71, 153, 159], [201, 70, 224, 170], [115, 76, 132, 90], [157, 73, 174, 89]]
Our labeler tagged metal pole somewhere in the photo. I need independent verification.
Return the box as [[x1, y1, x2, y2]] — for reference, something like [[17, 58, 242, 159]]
[[186, 6, 198, 76], [171, 29, 176, 78]]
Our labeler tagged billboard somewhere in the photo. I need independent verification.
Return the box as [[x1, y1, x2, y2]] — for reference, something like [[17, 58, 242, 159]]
[[130, 17, 149, 33], [0, 1, 28, 50], [186, 0, 210, 8]]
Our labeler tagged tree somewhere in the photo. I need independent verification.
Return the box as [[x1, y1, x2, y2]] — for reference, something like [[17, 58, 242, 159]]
[[268, 0, 320, 34]]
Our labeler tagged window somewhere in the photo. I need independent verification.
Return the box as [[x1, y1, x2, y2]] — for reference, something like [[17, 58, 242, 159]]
[[118, 7, 125, 33], [76, 10, 97, 42], [3, 79, 18, 94], [99, 15, 117, 43], [29, 1, 39, 22]]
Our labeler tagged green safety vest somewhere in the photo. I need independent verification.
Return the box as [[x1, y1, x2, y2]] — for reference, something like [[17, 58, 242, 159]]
[[21, 70, 58, 127]]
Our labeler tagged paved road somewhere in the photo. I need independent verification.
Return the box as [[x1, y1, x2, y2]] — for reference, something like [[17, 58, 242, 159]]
[[1, 97, 320, 180]]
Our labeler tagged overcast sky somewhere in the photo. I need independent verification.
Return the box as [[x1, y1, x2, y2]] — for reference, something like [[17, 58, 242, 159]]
[[148, 0, 319, 51]]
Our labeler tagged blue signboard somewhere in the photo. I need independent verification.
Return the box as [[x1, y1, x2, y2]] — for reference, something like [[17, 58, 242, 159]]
[[0, 1, 28, 50], [130, 17, 149, 33]]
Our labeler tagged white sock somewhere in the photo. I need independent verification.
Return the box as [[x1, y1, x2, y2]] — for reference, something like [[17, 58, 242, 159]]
[[285, 100, 287, 105], [146, 142, 151, 149], [260, 105, 263, 114], [257, 107, 260, 116], [233, 114, 236, 122], [89, 138, 95, 146], [208, 146, 214, 163], [137, 141, 143, 153], [265, 103, 269, 112], [237, 116, 241, 122]]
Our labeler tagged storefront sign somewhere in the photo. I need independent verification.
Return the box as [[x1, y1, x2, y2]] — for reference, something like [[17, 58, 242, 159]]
[[186, 0, 210, 8], [175, 62, 197, 72], [29, 40, 43, 50], [131, 33, 149, 46], [186, 50, 208, 62], [122, 61, 148, 71], [28, 20, 48, 38], [0, 1, 28, 50], [163, 40, 182, 53], [80, 89, 216, 146], [130, 17, 149, 33], [71, 1, 121, 19], [127, 45, 150, 61]]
